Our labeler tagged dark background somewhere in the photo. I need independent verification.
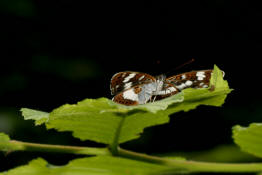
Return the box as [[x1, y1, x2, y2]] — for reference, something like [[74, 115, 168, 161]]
[[1, 0, 262, 173]]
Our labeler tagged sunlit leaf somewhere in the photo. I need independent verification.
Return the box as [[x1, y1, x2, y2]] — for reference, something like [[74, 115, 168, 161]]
[[0, 156, 178, 175], [21, 108, 49, 125], [21, 65, 232, 145], [233, 123, 262, 158]]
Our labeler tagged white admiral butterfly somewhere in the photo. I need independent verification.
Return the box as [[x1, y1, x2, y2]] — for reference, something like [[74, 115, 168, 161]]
[[110, 70, 224, 105]]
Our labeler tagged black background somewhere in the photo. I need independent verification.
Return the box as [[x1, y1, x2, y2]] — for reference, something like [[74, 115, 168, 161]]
[[1, 0, 262, 174]]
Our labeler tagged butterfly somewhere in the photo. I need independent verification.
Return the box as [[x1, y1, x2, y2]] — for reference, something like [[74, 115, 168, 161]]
[[110, 69, 224, 105]]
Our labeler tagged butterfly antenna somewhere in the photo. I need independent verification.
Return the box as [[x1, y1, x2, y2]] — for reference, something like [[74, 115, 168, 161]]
[[165, 58, 195, 75]]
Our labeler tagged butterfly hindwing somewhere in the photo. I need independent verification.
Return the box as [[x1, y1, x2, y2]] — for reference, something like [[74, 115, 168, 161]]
[[112, 85, 142, 105]]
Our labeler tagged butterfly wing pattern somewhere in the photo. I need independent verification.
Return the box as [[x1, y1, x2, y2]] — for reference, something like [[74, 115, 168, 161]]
[[110, 72, 161, 105], [110, 72, 156, 96], [110, 69, 224, 106], [166, 70, 212, 90]]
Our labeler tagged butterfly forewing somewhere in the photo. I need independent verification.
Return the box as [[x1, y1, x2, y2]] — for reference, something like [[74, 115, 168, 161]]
[[110, 72, 156, 95], [166, 70, 213, 91]]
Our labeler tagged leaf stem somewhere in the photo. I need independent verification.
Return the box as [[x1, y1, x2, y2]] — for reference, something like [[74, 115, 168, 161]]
[[110, 115, 126, 155], [2, 140, 262, 173], [118, 148, 262, 173], [6, 140, 111, 156]]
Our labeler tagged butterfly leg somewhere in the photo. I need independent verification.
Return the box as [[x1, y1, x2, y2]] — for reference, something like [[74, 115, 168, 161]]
[[152, 95, 157, 103]]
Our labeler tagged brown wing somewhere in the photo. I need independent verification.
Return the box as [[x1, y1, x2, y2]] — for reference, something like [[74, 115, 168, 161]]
[[110, 71, 156, 95], [166, 70, 213, 91]]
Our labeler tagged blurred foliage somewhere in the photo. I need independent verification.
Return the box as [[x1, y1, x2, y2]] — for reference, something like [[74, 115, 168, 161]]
[[0, 0, 35, 17], [221, 103, 262, 124], [0, 109, 18, 135], [31, 56, 101, 81], [157, 145, 261, 163]]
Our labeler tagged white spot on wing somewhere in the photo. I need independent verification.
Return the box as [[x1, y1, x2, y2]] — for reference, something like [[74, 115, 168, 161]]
[[124, 82, 132, 89], [185, 80, 193, 86], [176, 83, 186, 90], [196, 71, 205, 76], [196, 71, 206, 81], [138, 75, 145, 81], [199, 82, 204, 86], [197, 76, 204, 80], [123, 89, 139, 101], [123, 73, 136, 83], [157, 87, 176, 95], [170, 86, 177, 91], [182, 74, 186, 80]]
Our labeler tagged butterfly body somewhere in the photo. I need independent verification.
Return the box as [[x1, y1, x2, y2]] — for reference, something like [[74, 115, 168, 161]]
[[110, 69, 223, 106]]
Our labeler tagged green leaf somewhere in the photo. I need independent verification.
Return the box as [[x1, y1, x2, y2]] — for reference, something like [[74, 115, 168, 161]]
[[21, 65, 232, 145], [22, 94, 184, 144], [0, 133, 9, 142], [21, 108, 49, 125], [165, 65, 232, 114], [46, 97, 183, 144], [0, 132, 11, 151], [0, 133, 22, 152], [0, 158, 51, 175], [210, 65, 226, 89], [233, 123, 262, 158], [0, 156, 176, 175]]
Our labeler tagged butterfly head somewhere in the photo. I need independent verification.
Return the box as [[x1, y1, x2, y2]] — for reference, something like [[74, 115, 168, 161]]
[[154, 74, 166, 94]]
